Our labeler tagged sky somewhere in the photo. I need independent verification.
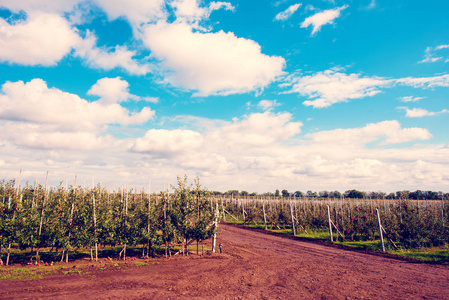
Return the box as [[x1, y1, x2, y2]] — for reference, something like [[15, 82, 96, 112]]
[[0, 0, 449, 194]]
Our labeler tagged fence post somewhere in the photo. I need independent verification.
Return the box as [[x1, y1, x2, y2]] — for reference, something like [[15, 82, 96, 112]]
[[262, 201, 267, 230], [376, 209, 385, 252], [221, 196, 225, 221], [327, 205, 333, 242], [242, 199, 246, 224], [212, 203, 219, 253], [290, 203, 296, 236]]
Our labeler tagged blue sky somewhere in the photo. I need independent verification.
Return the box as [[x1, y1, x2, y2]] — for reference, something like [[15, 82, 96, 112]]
[[0, 0, 448, 193]]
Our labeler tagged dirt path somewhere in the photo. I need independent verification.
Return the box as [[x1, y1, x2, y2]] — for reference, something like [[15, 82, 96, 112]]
[[1, 223, 449, 299]]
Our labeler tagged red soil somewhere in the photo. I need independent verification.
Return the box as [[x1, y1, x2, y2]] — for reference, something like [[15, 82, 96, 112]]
[[1, 223, 449, 299]]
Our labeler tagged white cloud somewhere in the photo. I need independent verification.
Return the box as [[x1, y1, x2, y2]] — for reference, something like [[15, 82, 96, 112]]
[[0, 79, 154, 129], [398, 96, 426, 102], [285, 69, 449, 108], [307, 120, 431, 146], [93, 0, 166, 26], [209, 1, 235, 13], [275, 3, 302, 21], [398, 107, 449, 118], [0, 79, 154, 150], [0, 122, 116, 150], [397, 74, 449, 88], [301, 5, 348, 35], [0, 0, 81, 14], [0, 13, 80, 65], [132, 129, 203, 156], [0, 5, 151, 73], [419, 44, 449, 63], [258, 100, 280, 111], [142, 21, 285, 96], [171, 0, 235, 24], [87, 77, 153, 105], [419, 47, 442, 63], [285, 69, 390, 108], [209, 111, 302, 148], [75, 31, 151, 75]]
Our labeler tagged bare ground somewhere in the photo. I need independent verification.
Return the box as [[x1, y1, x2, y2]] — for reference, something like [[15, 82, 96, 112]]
[[1, 223, 449, 299]]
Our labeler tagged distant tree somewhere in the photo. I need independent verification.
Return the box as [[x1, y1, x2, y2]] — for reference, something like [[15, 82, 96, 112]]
[[319, 190, 329, 198], [330, 190, 341, 198], [275, 189, 280, 197], [281, 189, 289, 197], [306, 190, 316, 198], [386, 193, 396, 199], [249, 192, 257, 197], [226, 190, 239, 197], [240, 191, 249, 197], [344, 189, 365, 199], [294, 191, 303, 197]]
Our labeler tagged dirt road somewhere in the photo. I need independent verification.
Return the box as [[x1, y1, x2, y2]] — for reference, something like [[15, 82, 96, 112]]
[[1, 223, 448, 299]]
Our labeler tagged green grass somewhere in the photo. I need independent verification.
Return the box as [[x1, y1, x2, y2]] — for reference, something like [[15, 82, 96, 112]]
[[392, 245, 449, 263], [0, 266, 54, 280], [337, 240, 383, 251]]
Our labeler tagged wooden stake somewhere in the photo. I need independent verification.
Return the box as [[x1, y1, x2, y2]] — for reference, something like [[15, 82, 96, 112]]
[[290, 203, 296, 236], [327, 205, 333, 242], [262, 201, 267, 230], [376, 209, 385, 252], [212, 203, 219, 253]]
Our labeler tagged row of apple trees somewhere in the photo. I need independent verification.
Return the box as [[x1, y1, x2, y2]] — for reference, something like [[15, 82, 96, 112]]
[[0, 176, 216, 265], [224, 197, 449, 249]]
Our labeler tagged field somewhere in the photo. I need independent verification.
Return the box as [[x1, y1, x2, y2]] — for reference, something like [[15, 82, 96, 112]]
[[1, 223, 449, 299], [221, 195, 449, 254], [2, 177, 449, 299]]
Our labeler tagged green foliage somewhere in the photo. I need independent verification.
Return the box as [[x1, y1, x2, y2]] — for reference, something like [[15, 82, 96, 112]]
[[0, 176, 214, 263], [224, 196, 449, 250]]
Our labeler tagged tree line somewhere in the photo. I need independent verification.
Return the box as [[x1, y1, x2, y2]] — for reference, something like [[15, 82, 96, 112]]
[[211, 189, 449, 200]]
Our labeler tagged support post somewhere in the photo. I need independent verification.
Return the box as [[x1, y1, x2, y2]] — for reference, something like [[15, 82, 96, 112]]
[[262, 202, 267, 230], [376, 209, 385, 252], [212, 203, 219, 253], [327, 205, 333, 242], [290, 203, 296, 236]]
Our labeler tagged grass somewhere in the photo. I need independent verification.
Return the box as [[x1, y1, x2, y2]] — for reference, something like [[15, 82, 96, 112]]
[[392, 245, 449, 263], [0, 265, 59, 280]]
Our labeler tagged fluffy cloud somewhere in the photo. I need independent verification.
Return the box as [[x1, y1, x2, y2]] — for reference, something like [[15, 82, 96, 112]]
[[0, 0, 81, 14], [0, 122, 116, 150], [285, 69, 389, 108], [398, 107, 449, 118], [87, 77, 152, 104], [171, 0, 234, 23], [93, 0, 166, 26], [258, 100, 281, 111], [275, 3, 302, 21], [285, 69, 449, 108], [142, 21, 285, 96], [0, 13, 80, 65], [75, 31, 151, 75], [301, 5, 348, 35], [307, 120, 432, 146], [211, 112, 302, 148], [0, 79, 154, 128], [132, 129, 203, 156], [130, 116, 440, 192], [0, 79, 154, 149]]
